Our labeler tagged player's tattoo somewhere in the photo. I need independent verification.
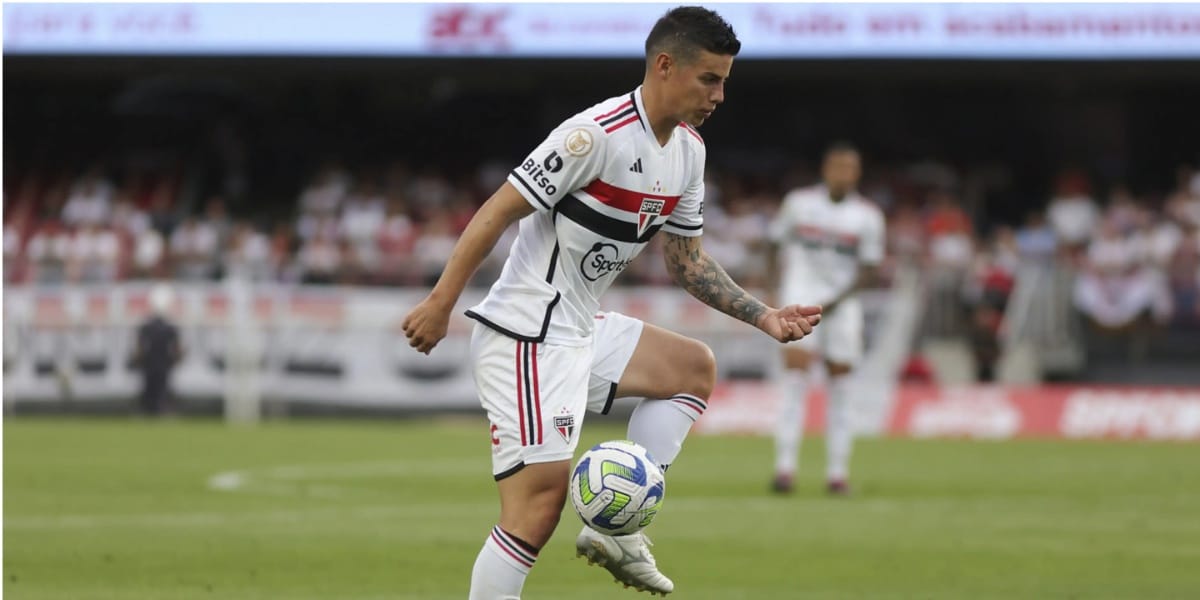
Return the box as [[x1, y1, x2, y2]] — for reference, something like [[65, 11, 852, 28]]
[[663, 233, 768, 326]]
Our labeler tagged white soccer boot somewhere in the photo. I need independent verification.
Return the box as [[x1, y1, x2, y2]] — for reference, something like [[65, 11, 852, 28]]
[[575, 526, 675, 596]]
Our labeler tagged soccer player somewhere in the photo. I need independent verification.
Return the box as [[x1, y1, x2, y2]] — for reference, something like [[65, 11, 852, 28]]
[[767, 142, 885, 496], [403, 7, 822, 599]]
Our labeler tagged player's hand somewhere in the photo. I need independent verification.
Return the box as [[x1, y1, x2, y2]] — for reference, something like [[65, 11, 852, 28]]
[[756, 304, 822, 343], [401, 296, 454, 355]]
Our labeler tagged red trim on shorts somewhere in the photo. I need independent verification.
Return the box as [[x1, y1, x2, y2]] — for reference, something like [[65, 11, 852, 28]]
[[531, 343, 543, 445], [515, 341, 527, 446]]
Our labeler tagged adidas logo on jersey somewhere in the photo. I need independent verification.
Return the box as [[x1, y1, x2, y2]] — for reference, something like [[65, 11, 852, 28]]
[[629, 158, 643, 173]]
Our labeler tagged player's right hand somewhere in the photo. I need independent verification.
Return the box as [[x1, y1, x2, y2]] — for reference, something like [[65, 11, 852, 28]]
[[758, 304, 822, 343], [401, 296, 453, 355]]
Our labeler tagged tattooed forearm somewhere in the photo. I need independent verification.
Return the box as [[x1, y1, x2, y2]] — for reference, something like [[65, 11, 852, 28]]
[[663, 233, 768, 326]]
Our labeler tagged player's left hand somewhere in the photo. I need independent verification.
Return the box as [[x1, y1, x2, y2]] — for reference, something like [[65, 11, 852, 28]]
[[757, 304, 822, 343], [401, 296, 453, 355]]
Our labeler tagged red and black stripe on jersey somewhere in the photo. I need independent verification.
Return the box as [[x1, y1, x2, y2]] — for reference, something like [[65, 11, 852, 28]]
[[594, 92, 645, 134], [556, 180, 682, 244]]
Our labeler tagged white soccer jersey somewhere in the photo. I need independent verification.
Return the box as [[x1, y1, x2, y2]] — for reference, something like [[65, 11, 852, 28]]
[[769, 185, 885, 305], [467, 86, 706, 345]]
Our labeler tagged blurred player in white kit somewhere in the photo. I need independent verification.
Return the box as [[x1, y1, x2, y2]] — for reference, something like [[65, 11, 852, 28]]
[[768, 142, 885, 495]]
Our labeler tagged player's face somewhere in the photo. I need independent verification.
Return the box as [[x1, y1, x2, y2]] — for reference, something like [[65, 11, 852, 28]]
[[668, 50, 733, 127], [822, 151, 861, 197]]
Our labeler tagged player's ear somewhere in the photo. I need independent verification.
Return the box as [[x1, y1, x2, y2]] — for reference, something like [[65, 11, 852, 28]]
[[653, 53, 673, 80]]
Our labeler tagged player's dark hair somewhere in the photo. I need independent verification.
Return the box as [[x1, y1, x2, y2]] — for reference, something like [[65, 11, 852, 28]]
[[645, 6, 741, 64], [824, 141, 860, 161]]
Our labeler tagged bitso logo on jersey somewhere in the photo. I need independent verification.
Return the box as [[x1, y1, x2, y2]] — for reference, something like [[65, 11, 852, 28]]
[[637, 198, 664, 238]]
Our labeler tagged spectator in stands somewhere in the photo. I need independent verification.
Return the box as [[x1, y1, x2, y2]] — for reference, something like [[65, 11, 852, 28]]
[[110, 192, 150, 237], [448, 189, 481, 234], [61, 168, 114, 227], [887, 200, 925, 261], [1137, 201, 1183, 272], [133, 284, 182, 417], [4, 203, 35, 283], [696, 189, 749, 287], [268, 223, 301, 283], [25, 220, 72, 283], [224, 222, 273, 281], [340, 182, 387, 277], [377, 197, 418, 285], [299, 163, 350, 217], [204, 196, 233, 250], [1105, 185, 1140, 234], [1015, 209, 1058, 261], [1074, 215, 1172, 331], [412, 210, 458, 287], [925, 189, 975, 269], [298, 228, 342, 284], [407, 169, 453, 219], [1166, 165, 1200, 229], [296, 211, 340, 244], [1166, 219, 1200, 326], [169, 217, 219, 280], [66, 223, 121, 283], [921, 190, 975, 338], [1047, 170, 1100, 254], [147, 182, 179, 236], [966, 226, 1019, 381], [131, 225, 166, 280], [723, 193, 771, 287]]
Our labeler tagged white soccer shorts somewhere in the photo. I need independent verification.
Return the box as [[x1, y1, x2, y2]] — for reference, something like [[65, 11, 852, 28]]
[[471, 312, 645, 480], [586, 311, 645, 416], [786, 296, 864, 366]]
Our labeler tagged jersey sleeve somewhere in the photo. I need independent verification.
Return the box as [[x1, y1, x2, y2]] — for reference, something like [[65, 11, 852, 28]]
[[507, 116, 607, 213], [661, 141, 706, 237], [859, 206, 886, 265]]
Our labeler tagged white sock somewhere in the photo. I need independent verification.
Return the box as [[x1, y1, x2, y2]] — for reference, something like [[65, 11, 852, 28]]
[[627, 394, 707, 472], [826, 375, 854, 482], [773, 369, 808, 475], [469, 526, 538, 600]]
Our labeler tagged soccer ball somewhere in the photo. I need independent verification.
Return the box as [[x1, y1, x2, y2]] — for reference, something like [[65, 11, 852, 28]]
[[570, 440, 665, 536]]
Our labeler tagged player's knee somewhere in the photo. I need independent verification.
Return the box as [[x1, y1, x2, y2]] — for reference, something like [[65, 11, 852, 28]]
[[679, 339, 716, 399], [784, 348, 813, 370], [827, 361, 854, 377]]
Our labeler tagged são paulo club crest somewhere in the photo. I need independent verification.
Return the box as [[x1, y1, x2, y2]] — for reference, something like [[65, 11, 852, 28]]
[[554, 407, 576, 443], [637, 198, 664, 238]]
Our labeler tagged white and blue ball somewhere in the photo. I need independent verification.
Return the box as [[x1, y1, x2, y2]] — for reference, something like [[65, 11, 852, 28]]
[[570, 440, 665, 536]]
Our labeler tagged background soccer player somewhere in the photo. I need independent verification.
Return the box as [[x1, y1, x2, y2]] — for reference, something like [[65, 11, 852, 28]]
[[403, 7, 821, 599], [768, 142, 885, 496]]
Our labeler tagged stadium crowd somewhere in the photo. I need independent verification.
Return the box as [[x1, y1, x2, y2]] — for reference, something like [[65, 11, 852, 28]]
[[6, 158, 1200, 339]]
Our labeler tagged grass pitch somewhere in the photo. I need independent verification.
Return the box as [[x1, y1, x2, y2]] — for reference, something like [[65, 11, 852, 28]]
[[4, 417, 1199, 599]]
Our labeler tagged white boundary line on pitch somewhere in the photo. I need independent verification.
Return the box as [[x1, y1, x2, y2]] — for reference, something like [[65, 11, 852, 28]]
[[206, 458, 485, 499]]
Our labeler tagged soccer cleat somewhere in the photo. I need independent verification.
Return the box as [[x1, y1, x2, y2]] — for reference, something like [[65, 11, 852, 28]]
[[770, 472, 794, 495], [576, 526, 674, 595], [827, 479, 851, 496]]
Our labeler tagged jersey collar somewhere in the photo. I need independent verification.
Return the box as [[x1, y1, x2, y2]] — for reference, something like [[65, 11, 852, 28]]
[[632, 86, 671, 149]]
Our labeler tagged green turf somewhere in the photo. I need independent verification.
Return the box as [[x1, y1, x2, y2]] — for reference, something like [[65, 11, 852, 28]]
[[5, 417, 1199, 599]]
